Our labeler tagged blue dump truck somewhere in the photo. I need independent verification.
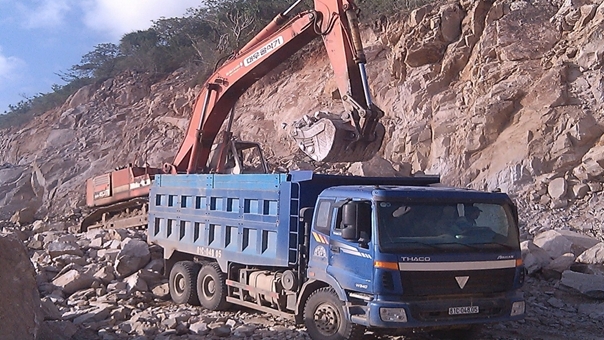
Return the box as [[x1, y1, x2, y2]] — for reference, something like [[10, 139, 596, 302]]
[[148, 171, 525, 339]]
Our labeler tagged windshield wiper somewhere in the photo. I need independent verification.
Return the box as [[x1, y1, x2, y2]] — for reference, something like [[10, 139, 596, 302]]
[[383, 240, 442, 251], [486, 242, 517, 251], [437, 242, 484, 251]]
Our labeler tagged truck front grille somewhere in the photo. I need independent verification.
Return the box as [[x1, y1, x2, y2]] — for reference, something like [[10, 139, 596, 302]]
[[400, 268, 515, 297]]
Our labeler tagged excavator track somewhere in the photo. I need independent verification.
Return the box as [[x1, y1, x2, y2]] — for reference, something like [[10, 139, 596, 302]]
[[80, 198, 149, 232]]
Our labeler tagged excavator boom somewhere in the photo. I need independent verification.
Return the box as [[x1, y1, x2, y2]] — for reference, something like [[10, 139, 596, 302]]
[[171, 0, 384, 173], [82, 0, 385, 231]]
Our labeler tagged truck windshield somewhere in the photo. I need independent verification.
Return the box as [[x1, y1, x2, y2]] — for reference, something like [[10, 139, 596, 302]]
[[377, 202, 519, 253]]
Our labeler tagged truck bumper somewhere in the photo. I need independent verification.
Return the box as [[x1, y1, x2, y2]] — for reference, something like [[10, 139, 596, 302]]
[[358, 292, 525, 329]]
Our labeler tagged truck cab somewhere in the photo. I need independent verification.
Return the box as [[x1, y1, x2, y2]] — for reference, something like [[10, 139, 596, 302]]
[[306, 185, 526, 331]]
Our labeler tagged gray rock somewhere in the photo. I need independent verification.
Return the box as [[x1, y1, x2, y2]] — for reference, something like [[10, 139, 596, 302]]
[[521, 240, 552, 275], [40, 297, 63, 321], [571, 183, 590, 199], [533, 230, 573, 259], [93, 265, 116, 284], [144, 258, 164, 272], [212, 325, 232, 337], [0, 233, 42, 340], [577, 243, 604, 264], [47, 241, 84, 258], [547, 297, 565, 309], [72, 304, 113, 325], [10, 208, 36, 225], [190, 321, 209, 335], [57, 234, 78, 243], [560, 270, 604, 299], [52, 269, 96, 295], [98, 248, 121, 262], [37, 321, 78, 340], [548, 177, 567, 200], [577, 303, 604, 320], [556, 230, 601, 254], [125, 272, 149, 292], [89, 237, 104, 249], [543, 253, 575, 279], [151, 283, 170, 300], [233, 325, 256, 337], [588, 182, 603, 192], [32, 220, 50, 234], [110, 306, 131, 322], [161, 318, 178, 329], [348, 157, 399, 177], [54, 254, 88, 266], [107, 281, 128, 291], [28, 239, 44, 250], [114, 239, 151, 277]]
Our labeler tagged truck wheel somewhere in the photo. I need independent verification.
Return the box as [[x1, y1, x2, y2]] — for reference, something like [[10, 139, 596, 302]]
[[196, 262, 231, 311], [169, 261, 201, 305], [303, 287, 364, 340]]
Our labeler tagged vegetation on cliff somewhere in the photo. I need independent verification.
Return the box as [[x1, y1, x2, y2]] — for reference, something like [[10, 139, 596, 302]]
[[0, 0, 434, 129]]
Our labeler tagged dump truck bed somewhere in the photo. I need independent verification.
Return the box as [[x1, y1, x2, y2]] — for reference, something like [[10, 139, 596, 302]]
[[148, 171, 439, 268]]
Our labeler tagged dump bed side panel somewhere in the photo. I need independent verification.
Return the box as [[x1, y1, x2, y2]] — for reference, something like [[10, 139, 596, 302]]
[[148, 173, 303, 268], [148, 171, 437, 269]]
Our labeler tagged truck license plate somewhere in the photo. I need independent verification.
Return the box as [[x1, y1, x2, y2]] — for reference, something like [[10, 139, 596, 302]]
[[448, 306, 479, 315]]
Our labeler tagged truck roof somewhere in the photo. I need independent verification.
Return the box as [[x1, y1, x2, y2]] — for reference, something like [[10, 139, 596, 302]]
[[320, 184, 513, 204], [289, 170, 440, 186]]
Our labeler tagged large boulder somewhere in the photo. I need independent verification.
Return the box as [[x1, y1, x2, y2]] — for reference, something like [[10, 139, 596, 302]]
[[533, 230, 574, 258], [0, 233, 42, 340], [114, 239, 151, 277], [521, 240, 552, 275], [577, 243, 604, 264], [560, 270, 604, 299], [52, 269, 96, 295]]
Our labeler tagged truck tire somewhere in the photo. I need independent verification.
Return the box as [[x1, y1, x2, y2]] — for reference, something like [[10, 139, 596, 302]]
[[196, 262, 231, 311], [303, 287, 365, 340], [169, 261, 201, 305]]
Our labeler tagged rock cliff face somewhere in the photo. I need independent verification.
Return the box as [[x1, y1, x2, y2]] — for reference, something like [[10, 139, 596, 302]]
[[0, 0, 603, 220]]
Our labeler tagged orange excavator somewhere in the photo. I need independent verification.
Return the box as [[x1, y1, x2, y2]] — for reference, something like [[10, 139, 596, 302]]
[[82, 0, 385, 231]]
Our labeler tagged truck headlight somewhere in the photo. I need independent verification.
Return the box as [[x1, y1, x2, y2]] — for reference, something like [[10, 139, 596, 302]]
[[510, 301, 525, 316], [380, 308, 408, 322]]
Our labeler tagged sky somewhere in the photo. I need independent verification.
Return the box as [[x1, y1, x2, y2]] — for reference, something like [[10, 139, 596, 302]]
[[0, 0, 202, 113]]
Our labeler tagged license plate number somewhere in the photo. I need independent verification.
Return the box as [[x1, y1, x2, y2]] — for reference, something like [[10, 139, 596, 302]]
[[448, 306, 479, 315]]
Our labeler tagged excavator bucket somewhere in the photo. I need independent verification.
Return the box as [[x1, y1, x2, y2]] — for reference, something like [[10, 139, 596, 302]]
[[290, 113, 385, 162]]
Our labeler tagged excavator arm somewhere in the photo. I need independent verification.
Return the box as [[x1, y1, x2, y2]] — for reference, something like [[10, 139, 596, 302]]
[[81, 0, 385, 231], [171, 0, 385, 174]]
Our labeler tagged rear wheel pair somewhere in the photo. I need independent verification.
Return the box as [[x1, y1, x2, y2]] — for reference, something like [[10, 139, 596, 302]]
[[168, 261, 230, 310]]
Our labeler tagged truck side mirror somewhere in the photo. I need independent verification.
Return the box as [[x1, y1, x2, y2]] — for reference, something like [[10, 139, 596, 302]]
[[341, 202, 358, 240], [341, 201, 371, 241]]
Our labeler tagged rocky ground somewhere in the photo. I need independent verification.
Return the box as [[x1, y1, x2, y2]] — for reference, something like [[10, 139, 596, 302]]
[[2, 189, 604, 340]]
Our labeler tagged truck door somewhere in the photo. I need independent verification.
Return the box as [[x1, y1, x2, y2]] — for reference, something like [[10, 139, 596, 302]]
[[327, 200, 373, 293]]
